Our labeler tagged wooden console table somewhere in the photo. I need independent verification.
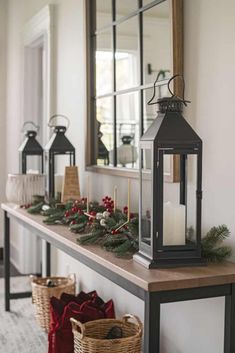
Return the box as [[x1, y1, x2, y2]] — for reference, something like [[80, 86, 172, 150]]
[[2, 202, 235, 353]]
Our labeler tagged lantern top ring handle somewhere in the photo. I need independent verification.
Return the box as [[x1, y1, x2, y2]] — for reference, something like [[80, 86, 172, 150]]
[[167, 74, 185, 99], [147, 74, 190, 106], [48, 114, 70, 131], [21, 121, 40, 133]]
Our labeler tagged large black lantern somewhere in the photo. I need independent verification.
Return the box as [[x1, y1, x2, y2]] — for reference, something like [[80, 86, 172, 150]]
[[44, 115, 75, 198], [18, 122, 44, 174], [134, 75, 205, 268]]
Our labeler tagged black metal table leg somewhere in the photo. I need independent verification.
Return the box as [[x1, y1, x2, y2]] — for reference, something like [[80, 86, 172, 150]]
[[144, 291, 161, 353], [46, 241, 51, 276], [4, 211, 10, 311], [224, 283, 235, 353]]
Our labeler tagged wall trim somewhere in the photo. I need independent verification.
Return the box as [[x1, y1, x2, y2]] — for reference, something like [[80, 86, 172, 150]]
[[23, 5, 54, 47], [23, 4, 55, 143]]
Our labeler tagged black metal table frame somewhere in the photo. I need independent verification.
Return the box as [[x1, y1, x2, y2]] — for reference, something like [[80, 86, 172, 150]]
[[3, 210, 235, 353]]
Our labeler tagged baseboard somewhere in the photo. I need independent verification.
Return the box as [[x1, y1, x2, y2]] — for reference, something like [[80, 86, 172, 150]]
[[0, 247, 3, 261]]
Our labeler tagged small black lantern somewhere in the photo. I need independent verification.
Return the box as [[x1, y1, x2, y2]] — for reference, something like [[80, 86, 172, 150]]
[[18, 121, 44, 174], [44, 115, 76, 198], [134, 75, 205, 268]]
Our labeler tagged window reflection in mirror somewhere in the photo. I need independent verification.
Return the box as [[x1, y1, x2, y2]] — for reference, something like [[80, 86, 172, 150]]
[[116, 16, 139, 91], [143, 1, 171, 85], [116, 92, 139, 168], [96, 0, 112, 31], [96, 30, 113, 96], [96, 97, 113, 166], [116, 0, 138, 20], [143, 85, 169, 134]]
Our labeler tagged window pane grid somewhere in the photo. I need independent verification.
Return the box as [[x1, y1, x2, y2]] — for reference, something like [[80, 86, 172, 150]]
[[94, 0, 167, 34], [92, 0, 172, 169]]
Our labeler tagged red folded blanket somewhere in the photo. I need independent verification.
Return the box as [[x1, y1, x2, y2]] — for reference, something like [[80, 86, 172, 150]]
[[48, 291, 115, 353]]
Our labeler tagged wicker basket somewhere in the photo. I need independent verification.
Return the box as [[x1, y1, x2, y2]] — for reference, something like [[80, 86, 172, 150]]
[[31, 274, 76, 332], [71, 314, 142, 353]]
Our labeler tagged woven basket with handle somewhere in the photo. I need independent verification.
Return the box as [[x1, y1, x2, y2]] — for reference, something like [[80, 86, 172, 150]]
[[71, 314, 142, 353], [31, 274, 76, 332]]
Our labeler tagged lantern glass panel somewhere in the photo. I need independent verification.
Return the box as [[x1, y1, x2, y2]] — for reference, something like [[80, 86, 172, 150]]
[[163, 154, 186, 246], [25, 155, 42, 173], [53, 154, 73, 173], [163, 152, 198, 247], [140, 148, 152, 245], [186, 154, 198, 244]]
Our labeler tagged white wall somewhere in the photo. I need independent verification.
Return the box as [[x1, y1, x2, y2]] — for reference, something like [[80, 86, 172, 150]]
[[3, 0, 235, 352], [0, 0, 7, 247]]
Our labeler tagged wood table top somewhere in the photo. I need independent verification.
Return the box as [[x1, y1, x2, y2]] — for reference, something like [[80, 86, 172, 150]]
[[2, 202, 235, 293]]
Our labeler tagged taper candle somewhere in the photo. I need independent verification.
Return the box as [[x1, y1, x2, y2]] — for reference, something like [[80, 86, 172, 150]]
[[87, 176, 90, 213], [127, 179, 131, 221], [113, 185, 117, 212]]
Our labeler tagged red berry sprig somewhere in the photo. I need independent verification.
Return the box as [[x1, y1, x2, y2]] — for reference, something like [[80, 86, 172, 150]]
[[102, 196, 114, 213], [111, 229, 120, 235], [88, 211, 97, 221], [81, 197, 87, 205], [123, 206, 128, 215], [64, 210, 71, 218]]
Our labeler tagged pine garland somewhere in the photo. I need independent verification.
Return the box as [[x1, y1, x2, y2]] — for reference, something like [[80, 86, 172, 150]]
[[26, 195, 232, 261]]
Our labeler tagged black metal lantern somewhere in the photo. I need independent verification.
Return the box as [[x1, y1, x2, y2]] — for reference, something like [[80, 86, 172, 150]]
[[134, 75, 205, 268], [18, 122, 44, 174], [44, 115, 75, 198]]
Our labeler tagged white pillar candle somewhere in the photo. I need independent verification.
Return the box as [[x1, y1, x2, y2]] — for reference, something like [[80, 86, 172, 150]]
[[163, 202, 186, 246]]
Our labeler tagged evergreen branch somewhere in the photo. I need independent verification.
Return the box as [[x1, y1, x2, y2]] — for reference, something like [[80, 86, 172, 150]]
[[27, 202, 44, 214], [202, 246, 232, 263], [70, 222, 86, 233], [201, 225, 232, 263], [114, 239, 133, 256], [77, 230, 105, 245], [41, 208, 62, 217], [202, 225, 230, 249], [103, 237, 127, 251], [43, 212, 64, 224]]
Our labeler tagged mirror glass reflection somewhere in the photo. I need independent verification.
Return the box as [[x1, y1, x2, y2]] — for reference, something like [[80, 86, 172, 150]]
[[142, 0, 155, 6], [96, 29, 113, 96], [116, 16, 139, 91], [143, 85, 169, 134], [96, 97, 113, 166], [94, 0, 173, 169], [143, 1, 171, 85], [116, 0, 138, 19], [96, 0, 112, 30], [116, 92, 139, 168]]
